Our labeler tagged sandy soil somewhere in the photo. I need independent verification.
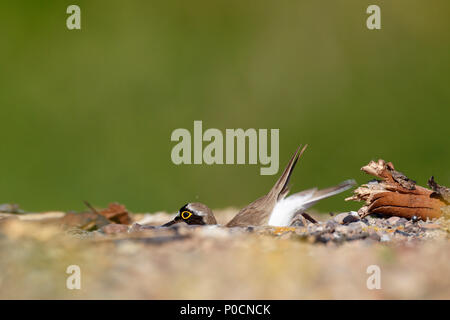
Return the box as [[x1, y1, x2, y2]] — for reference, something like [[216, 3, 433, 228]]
[[0, 209, 449, 299]]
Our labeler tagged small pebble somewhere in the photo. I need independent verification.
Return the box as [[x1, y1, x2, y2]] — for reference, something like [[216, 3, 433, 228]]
[[334, 212, 359, 225], [387, 216, 401, 225]]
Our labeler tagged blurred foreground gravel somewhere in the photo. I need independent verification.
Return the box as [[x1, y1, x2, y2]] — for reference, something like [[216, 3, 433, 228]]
[[0, 208, 449, 299]]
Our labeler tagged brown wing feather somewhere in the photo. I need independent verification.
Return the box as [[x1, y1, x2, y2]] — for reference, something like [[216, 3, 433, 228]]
[[226, 195, 273, 227]]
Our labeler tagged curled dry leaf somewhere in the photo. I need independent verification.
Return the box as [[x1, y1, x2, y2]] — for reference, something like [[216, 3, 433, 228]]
[[98, 203, 132, 225], [346, 159, 449, 220], [84, 201, 133, 225]]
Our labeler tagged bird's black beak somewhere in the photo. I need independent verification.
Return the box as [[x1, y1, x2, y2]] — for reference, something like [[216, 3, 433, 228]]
[[161, 215, 182, 227]]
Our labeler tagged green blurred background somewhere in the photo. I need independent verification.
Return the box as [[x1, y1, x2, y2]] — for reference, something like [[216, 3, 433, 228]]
[[0, 1, 448, 214]]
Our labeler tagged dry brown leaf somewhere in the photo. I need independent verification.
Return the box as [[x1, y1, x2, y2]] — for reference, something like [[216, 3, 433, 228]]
[[98, 203, 132, 225]]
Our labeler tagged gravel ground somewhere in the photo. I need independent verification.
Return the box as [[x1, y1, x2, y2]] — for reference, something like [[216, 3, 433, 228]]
[[0, 209, 449, 299]]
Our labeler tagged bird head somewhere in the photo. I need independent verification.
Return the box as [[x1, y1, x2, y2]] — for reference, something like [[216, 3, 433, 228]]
[[162, 202, 217, 226]]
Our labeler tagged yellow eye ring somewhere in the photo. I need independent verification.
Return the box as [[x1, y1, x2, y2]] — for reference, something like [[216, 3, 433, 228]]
[[181, 211, 192, 220]]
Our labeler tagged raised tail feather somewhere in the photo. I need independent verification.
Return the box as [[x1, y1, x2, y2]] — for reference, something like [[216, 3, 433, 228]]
[[291, 179, 356, 209], [271, 144, 308, 201]]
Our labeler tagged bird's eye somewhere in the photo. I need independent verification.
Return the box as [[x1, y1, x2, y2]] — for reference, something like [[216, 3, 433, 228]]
[[181, 211, 192, 220]]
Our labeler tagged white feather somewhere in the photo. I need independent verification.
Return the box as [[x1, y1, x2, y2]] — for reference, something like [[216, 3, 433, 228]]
[[267, 179, 355, 227], [268, 190, 316, 227]]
